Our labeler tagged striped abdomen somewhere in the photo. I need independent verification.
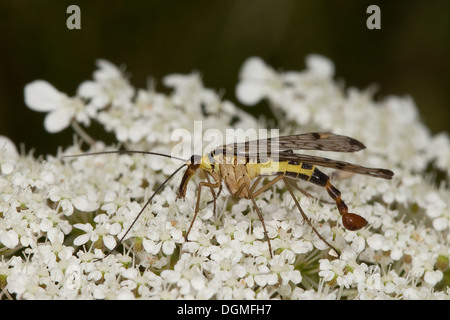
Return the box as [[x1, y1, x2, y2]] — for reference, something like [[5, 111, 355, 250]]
[[246, 159, 329, 187]]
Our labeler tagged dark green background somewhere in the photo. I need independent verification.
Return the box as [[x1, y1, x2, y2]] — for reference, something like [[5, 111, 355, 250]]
[[0, 1, 449, 156]]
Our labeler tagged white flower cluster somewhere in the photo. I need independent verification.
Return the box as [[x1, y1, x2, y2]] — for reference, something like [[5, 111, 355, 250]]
[[0, 56, 449, 299]]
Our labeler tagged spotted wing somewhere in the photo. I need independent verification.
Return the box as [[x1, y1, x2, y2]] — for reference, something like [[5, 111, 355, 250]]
[[216, 132, 366, 156]]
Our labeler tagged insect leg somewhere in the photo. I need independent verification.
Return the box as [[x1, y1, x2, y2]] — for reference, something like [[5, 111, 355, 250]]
[[249, 175, 283, 198], [233, 182, 274, 258], [286, 178, 334, 205], [243, 176, 288, 258], [204, 172, 220, 215], [185, 179, 221, 242], [249, 176, 263, 193], [283, 177, 341, 257]]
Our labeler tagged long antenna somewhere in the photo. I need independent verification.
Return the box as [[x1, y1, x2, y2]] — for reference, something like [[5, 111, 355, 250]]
[[61, 150, 187, 162], [61, 149, 188, 260], [101, 163, 186, 260]]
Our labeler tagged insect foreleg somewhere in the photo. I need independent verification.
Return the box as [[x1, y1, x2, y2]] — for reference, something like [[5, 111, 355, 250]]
[[204, 172, 222, 215], [185, 178, 221, 242]]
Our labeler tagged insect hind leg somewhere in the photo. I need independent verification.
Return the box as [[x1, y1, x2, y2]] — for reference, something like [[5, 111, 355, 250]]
[[309, 167, 367, 231], [286, 178, 334, 205], [283, 177, 341, 257]]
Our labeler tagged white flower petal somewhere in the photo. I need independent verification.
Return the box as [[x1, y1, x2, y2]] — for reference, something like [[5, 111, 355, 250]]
[[77, 81, 100, 98], [143, 239, 162, 254], [162, 241, 175, 255], [44, 109, 73, 133], [73, 223, 93, 233], [24, 80, 65, 112], [103, 235, 117, 250], [235, 82, 266, 106], [432, 217, 447, 231], [1, 162, 15, 175], [291, 240, 313, 254], [47, 228, 64, 244], [254, 274, 268, 286], [117, 290, 135, 300], [109, 223, 122, 235], [191, 276, 205, 291], [367, 234, 384, 251], [424, 270, 443, 286], [305, 54, 335, 78], [40, 218, 54, 232], [72, 195, 98, 211], [161, 270, 180, 283], [0, 136, 19, 158], [239, 57, 273, 80], [94, 59, 123, 81], [162, 73, 189, 89], [60, 199, 74, 216], [73, 233, 90, 246], [0, 230, 19, 249]]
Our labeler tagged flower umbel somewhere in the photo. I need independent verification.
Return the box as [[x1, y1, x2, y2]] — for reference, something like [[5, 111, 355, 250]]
[[1, 56, 449, 299]]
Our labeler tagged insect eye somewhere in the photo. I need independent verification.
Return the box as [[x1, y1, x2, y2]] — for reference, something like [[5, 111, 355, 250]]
[[191, 154, 202, 165]]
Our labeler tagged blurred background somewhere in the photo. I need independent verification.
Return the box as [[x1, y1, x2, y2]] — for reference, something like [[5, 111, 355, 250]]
[[0, 0, 449, 156]]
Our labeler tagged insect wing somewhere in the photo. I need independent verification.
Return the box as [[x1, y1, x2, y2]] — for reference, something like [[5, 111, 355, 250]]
[[217, 132, 366, 157], [277, 151, 394, 179]]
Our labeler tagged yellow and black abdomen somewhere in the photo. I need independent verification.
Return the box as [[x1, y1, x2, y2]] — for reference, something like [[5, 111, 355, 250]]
[[246, 159, 330, 187]]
